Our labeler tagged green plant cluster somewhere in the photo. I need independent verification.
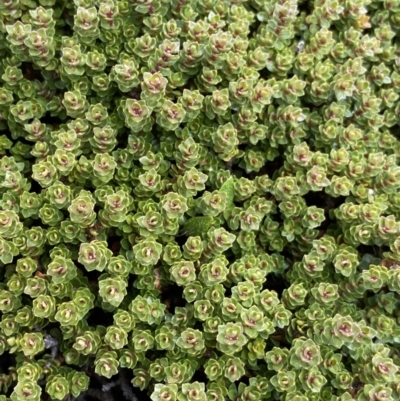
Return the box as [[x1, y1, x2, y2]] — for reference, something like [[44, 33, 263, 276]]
[[1, 0, 400, 400]]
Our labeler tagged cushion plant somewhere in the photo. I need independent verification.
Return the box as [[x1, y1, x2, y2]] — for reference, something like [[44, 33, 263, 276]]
[[0, 0, 400, 400]]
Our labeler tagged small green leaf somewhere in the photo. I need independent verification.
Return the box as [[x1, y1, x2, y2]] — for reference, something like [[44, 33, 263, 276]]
[[220, 177, 234, 208], [180, 216, 214, 237]]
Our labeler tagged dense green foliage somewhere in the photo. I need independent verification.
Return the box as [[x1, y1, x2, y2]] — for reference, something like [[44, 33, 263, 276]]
[[1, 0, 400, 400]]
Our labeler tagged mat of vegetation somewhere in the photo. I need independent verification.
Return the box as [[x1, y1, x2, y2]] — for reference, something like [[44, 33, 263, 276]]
[[0, 0, 400, 400]]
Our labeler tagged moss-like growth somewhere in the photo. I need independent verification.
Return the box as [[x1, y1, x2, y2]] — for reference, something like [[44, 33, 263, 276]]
[[1, 0, 400, 400]]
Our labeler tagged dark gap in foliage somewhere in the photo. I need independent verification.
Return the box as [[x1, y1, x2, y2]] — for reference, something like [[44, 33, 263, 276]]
[[271, 327, 293, 348], [160, 282, 186, 313], [224, 284, 233, 297], [226, 252, 240, 272], [10, 135, 35, 149], [29, 176, 43, 195], [237, 143, 249, 159], [318, 211, 332, 237], [95, 376, 127, 401], [263, 273, 287, 296], [259, 67, 272, 81], [303, 191, 341, 210], [245, 171, 257, 182], [21, 62, 43, 82], [190, 193, 204, 205], [340, 350, 357, 371], [79, 368, 152, 401], [86, 307, 114, 328], [359, 25, 374, 36], [0, 351, 17, 396], [104, 65, 113, 76], [39, 112, 66, 128], [60, 10, 75, 36], [115, 130, 130, 150], [119, 368, 151, 401], [297, 0, 315, 17], [174, 234, 188, 248], [76, 258, 92, 273], [106, 233, 123, 256], [193, 320, 205, 332], [127, 269, 139, 295], [1, 128, 14, 142], [184, 77, 198, 93], [83, 394, 100, 401], [192, 368, 209, 385], [146, 349, 166, 361], [304, 192, 347, 232], [0, 351, 16, 374], [258, 153, 285, 180], [357, 244, 389, 260], [128, 87, 142, 101], [279, 242, 298, 260], [93, 204, 103, 217], [237, 374, 250, 386], [1, 383, 14, 399], [248, 17, 261, 38], [271, 209, 284, 224], [283, 242, 305, 262], [390, 125, 400, 139]]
